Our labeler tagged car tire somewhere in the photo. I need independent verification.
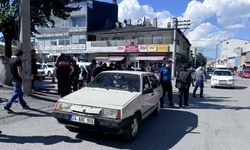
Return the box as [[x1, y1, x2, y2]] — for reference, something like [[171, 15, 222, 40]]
[[122, 113, 141, 141], [65, 126, 80, 133], [153, 101, 160, 116]]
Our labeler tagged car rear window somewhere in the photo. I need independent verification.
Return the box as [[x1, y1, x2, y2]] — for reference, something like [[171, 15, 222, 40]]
[[213, 71, 232, 76]]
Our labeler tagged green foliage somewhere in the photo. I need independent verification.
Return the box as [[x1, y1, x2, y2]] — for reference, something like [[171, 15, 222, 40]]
[[0, 0, 83, 57], [196, 52, 207, 67]]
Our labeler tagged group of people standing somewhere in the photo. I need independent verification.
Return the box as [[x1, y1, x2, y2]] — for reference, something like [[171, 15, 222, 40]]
[[159, 60, 206, 108]]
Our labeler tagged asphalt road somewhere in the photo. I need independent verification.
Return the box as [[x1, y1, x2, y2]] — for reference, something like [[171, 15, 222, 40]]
[[0, 77, 250, 150]]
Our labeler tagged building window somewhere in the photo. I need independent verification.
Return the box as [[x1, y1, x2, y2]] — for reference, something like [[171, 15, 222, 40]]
[[137, 37, 144, 44], [72, 16, 86, 27], [153, 36, 163, 44], [61, 20, 69, 28], [50, 40, 57, 46], [59, 39, 70, 45], [71, 35, 86, 44]]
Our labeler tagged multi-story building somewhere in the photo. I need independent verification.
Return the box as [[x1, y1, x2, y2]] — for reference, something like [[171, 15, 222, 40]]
[[86, 22, 191, 70], [218, 38, 250, 69], [34, 0, 118, 61]]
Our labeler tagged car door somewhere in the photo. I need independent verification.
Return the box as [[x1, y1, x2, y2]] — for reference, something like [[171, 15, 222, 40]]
[[141, 75, 154, 115], [148, 74, 162, 106]]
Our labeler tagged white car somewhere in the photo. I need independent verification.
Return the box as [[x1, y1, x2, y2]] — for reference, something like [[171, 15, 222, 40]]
[[53, 71, 162, 141], [210, 69, 235, 88], [42, 63, 54, 77]]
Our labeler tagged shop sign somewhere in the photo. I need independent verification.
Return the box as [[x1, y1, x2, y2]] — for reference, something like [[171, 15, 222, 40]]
[[147, 45, 157, 52], [117, 46, 125, 52], [157, 44, 169, 52], [125, 45, 140, 52], [139, 45, 147, 52]]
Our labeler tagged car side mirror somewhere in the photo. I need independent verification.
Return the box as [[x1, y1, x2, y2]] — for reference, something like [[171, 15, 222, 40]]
[[143, 87, 153, 94]]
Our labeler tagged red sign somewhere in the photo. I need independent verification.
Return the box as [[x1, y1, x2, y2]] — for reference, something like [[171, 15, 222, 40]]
[[125, 45, 140, 53]]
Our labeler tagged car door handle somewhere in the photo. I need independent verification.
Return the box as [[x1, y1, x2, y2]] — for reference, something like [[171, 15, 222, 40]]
[[151, 93, 154, 96]]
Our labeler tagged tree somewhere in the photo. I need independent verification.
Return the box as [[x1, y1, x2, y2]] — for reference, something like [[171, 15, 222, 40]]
[[0, 0, 82, 58], [196, 52, 207, 67]]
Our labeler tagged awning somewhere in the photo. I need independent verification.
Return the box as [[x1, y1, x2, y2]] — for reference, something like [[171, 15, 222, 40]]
[[109, 56, 125, 61], [134, 56, 165, 61], [95, 56, 124, 62]]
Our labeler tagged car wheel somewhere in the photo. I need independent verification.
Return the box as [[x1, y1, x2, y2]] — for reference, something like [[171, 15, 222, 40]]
[[153, 101, 160, 116], [65, 126, 80, 133], [47, 71, 51, 77], [122, 113, 141, 141], [211, 86, 214, 88]]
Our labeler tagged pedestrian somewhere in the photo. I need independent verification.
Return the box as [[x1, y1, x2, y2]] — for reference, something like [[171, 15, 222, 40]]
[[86, 59, 97, 83], [31, 49, 38, 90], [92, 61, 103, 78], [71, 59, 81, 92], [193, 66, 206, 98], [159, 61, 175, 108], [4, 49, 30, 112], [55, 54, 74, 97], [175, 65, 192, 107]]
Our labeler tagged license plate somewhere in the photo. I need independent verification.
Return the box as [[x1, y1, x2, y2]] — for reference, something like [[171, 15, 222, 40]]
[[70, 115, 95, 125]]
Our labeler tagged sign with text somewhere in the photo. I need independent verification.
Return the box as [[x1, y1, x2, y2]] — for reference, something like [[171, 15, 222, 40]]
[[125, 45, 140, 53]]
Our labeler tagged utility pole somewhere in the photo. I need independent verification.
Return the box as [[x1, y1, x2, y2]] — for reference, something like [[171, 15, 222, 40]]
[[171, 17, 190, 78], [171, 17, 177, 78], [20, 0, 31, 95]]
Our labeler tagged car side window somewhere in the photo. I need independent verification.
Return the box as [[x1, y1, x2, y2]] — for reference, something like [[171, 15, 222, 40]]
[[148, 75, 160, 89], [142, 76, 151, 90]]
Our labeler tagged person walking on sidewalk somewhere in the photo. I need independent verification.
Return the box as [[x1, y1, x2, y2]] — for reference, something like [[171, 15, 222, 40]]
[[193, 66, 206, 98], [159, 61, 175, 108], [175, 65, 192, 107], [4, 49, 30, 112]]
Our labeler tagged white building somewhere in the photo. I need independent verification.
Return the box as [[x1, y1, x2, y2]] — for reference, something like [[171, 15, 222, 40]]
[[218, 38, 250, 69]]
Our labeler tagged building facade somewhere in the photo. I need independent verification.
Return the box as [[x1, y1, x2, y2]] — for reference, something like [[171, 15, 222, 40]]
[[218, 38, 250, 69], [34, 1, 118, 61], [87, 24, 191, 70]]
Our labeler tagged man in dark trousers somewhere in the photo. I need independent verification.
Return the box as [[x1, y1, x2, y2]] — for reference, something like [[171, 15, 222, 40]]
[[55, 54, 74, 97], [4, 49, 30, 112], [175, 65, 192, 107], [159, 61, 175, 108], [31, 49, 37, 90], [193, 66, 206, 98], [71, 59, 81, 91]]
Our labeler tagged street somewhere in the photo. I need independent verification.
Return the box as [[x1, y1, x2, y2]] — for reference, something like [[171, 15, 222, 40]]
[[1, 77, 250, 150]]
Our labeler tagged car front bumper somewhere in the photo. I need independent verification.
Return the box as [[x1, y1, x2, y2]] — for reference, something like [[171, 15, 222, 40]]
[[52, 111, 133, 134]]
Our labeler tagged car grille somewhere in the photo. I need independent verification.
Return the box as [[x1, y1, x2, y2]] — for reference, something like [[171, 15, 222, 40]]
[[219, 80, 227, 85]]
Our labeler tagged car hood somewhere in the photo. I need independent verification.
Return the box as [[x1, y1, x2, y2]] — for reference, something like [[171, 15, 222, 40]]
[[211, 75, 233, 80], [59, 87, 140, 109]]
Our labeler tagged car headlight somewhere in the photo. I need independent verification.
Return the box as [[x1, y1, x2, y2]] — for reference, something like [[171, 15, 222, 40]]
[[54, 102, 72, 112], [100, 108, 121, 120]]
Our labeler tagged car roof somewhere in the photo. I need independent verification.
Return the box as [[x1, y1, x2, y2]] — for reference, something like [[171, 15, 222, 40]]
[[101, 70, 154, 76]]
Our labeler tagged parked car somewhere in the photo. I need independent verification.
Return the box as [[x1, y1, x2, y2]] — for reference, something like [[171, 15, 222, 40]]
[[41, 63, 55, 77], [239, 70, 250, 78], [210, 69, 234, 88], [52, 71, 162, 141], [36, 63, 46, 80]]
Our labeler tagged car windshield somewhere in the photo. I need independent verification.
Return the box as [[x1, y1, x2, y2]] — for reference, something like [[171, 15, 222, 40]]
[[87, 72, 141, 92], [213, 71, 232, 76], [47, 64, 54, 68], [36, 64, 43, 69]]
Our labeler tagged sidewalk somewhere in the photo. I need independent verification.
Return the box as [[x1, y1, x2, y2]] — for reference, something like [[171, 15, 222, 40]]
[[0, 79, 60, 125]]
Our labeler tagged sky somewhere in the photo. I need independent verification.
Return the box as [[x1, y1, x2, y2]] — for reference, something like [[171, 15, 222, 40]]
[[100, 0, 250, 59], [1, 0, 250, 59]]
